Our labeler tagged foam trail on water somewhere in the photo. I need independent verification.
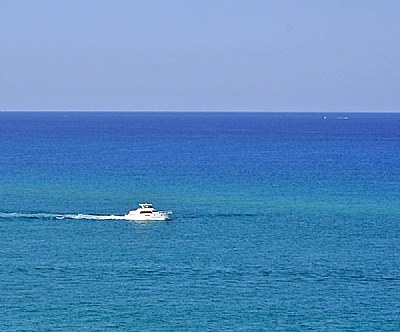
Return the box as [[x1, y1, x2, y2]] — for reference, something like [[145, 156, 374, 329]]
[[60, 214, 124, 220], [0, 212, 124, 220]]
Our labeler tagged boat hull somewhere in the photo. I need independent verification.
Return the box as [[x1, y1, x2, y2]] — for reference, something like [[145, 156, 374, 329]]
[[122, 211, 172, 221]]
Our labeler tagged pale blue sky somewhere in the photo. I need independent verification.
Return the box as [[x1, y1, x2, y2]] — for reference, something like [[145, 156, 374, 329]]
[[1, 0, 399, 111]]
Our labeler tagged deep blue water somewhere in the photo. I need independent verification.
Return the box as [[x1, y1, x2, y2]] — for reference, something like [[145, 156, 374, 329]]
[[0, 112, 399, 331]]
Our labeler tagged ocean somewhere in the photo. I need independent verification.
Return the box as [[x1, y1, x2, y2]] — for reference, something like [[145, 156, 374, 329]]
[[0, 112, 399, 330]]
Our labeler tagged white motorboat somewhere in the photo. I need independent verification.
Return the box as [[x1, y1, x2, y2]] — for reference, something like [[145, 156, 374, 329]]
[[123, 203, 172, 221]]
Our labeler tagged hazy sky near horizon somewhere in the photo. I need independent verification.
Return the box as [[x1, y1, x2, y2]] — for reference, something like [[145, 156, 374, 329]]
[[1, 1, 399, 111]]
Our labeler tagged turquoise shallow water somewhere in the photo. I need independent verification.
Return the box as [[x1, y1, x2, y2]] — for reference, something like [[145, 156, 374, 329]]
[[0, 112, 399, 330]]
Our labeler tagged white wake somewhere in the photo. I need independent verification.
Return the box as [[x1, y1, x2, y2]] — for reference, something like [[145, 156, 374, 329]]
[[0, 212, 125, 221]]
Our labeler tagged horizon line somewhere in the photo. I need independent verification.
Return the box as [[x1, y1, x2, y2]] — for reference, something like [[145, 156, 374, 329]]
[[1, 109, 400, 113]]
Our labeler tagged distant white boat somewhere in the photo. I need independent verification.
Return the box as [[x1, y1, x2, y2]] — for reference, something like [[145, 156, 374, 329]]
[[122, 203, 172, 221]]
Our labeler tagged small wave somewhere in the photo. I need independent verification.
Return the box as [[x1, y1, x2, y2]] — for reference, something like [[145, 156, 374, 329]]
[[0, 212, 124, 221], [212, 212, 260, 218]]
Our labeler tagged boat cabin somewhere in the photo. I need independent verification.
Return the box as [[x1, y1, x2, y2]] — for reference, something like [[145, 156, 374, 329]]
[[139, 203, 153, 209]]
